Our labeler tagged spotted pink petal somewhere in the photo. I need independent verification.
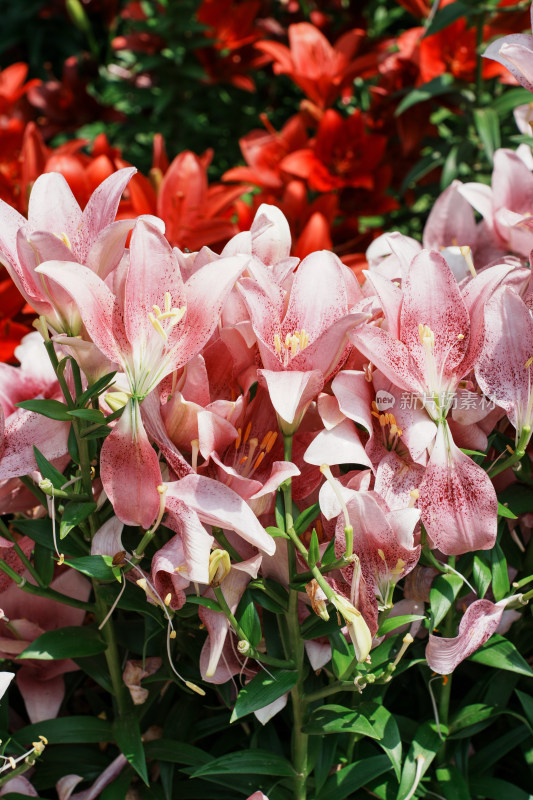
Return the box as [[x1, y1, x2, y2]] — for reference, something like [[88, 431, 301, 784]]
[[17, 668, 65, 723], [166, 474, 276, 555], [483, 34, 533, 92], [418, 421, 497, 555], [163, 497, 214, 585], [100, 399, 162, 530], [426, 598, 513, 674], [0, 411, 69, 481]]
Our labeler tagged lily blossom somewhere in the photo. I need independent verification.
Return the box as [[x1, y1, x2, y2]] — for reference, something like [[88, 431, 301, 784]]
[[0, 168, 137, 333], [483, 4, 533, 93], [38, 219, 247, 527], [476, 286, 533, 445]]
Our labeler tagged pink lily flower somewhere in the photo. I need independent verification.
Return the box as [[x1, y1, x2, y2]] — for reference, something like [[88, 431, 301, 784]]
[[38, 219, 248, 528], [476, 286, 533, 446], [238, 249, 369, 432], [332, 489, 420, 635], [426, 596, 519, 674], [0, 168, 136, 333]]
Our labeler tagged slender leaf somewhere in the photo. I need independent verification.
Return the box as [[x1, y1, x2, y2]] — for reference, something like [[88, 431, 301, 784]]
[[469, 777, 533, 800], [328, 631, 355, 680], [430, 573, 463, 629], [395, 74, 454, 116], [230, 669, 298, 722], [470, 635, 533, 677], [18, 626, 106, 660], [144, 739, 211, 767], [33, 446, 67, 490], [423, 2, 469, 37], [472, 554, 492, 599], [16, 399, 71, 420], [236, 590, 262, 648], [436, 765, 471, 800], [68, 408, 108, 423], [60, 501, 97, 539], [294, 503, 320, 536], [491, 542, 510, 601], [12, 517, 86, 557], [114, 714, 149, 785], [304, 704, 378, 738], [397, 720, 448, 800], [12, 716, 112, 745], [318, 755, 391, 800], [65, 555, 119, 581], [497, 501, 518, 520], [360, 702, 403, 781], [377, 615, 425, 637], [76, 371, 117, 407], [190, 750, 295, 778]]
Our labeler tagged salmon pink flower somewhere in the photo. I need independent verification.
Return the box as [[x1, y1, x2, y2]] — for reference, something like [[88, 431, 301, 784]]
[[239, 249, 369, 431], [38, 219, 247, 528]]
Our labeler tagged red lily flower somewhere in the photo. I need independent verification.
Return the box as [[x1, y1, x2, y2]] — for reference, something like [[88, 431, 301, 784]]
[[256, 22, 379, 109]]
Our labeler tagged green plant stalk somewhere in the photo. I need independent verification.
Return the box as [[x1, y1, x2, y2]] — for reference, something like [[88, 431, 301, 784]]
[[283, 433, 309, 800], [488, 426, 530, 478], [93, 582, 129, 715], [0, 561, 94, 611]]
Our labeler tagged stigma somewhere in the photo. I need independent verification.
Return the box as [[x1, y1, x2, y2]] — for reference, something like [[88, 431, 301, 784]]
[[274, 329, 310, 366]]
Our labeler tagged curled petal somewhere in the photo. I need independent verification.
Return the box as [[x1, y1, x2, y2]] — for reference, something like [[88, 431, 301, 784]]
[[426, 598, 515, 674]]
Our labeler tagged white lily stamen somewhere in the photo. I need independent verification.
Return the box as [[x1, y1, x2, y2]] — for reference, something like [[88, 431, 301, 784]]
[[459, 245, 476, 278]]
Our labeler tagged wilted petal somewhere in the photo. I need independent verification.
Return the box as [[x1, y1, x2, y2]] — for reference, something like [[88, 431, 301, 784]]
[[426, 597, 515, 674]]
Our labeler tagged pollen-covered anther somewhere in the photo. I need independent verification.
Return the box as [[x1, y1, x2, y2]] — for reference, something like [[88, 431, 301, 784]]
[[408, 488, 420, 508], [149, 292, 186, 339], [54, 231, 72, 250], [274, 328, 310, 366], [525, 356, 533, 369], [418, 323, 435, 349]]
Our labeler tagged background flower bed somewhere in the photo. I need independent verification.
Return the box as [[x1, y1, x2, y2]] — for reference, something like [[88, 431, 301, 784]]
[[0, 2, 533, 800]]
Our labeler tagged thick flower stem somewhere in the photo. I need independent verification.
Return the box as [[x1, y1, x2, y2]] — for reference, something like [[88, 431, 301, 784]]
[[0, 560, 94, 611], [488, 426, 531, 478], [94, 583, 129, 716], [283, 433, 309, 800]]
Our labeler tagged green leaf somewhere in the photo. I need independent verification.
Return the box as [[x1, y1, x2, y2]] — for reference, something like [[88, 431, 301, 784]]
[[328, 631, 355, 680], [449, 703, 496, 736], [33, 542, 54, 587], [81, 424, 112, 440], [185, 595, 222, 612], [516, 689, 533, 730], [308, 528, 320, 567], [16, 398, 71, 420], [497, 501, 518, 520], [248, 578, 289, 613], [294, 502, 320, 536], [473, 108, 501, 164], [469, 724, 530, 775], [236, 589, 262, 648], [190, 749, 295, 778], [469, 777, 533, 800], [436, 765, 471, 800], [469, 635, 533, 677], [400, 152, 445, 193], [498, 483, 533, 516], [441, 144, 460, 189], [76, 370, 117, 407], [377, 614, 424, 637], [397, 720, 448, 800], [33, 446, 67, 490], [472, 554, 492, 599], [68, 408, 108, 423], [491, 542, 510, 601], [230, 668, 298, 722], [18, 626, 106, 660], [395, 74, 455, 116], [114, 714, 149, 785], [265, 526, 290, 539], [430, 572, 463, 629], [492, 87, 533, 118], [360, 702, 402, 781], [12, 715, 112, 745], [65, 555, 118, 581], [321, 537, 337, 567], [304, 704, 378, 738], [60, 501, 97, 539], [423, 1, 469, 36], [12, 518, 86, 557], [318, 755, 391, 800]]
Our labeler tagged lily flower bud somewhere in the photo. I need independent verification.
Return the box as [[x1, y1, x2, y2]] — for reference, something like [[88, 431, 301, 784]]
[[305, 579, 330, 621]]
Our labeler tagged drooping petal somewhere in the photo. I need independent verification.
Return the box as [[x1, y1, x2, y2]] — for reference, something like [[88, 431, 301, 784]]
[[166, 474, 275, 555], [100, 399, 162, 530], [304, 419, 372, 469], [418, 421, 497, 555], [163, 497, 214, 585], [426, 597, 514, 674], [17, 668, 65, 723], [258, 368, 323, 429], [483, 35, 533, 92]]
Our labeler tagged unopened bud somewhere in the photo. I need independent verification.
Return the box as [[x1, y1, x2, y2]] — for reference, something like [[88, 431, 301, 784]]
[[105, 391, 130, 412], [237, 639, 250, 655]]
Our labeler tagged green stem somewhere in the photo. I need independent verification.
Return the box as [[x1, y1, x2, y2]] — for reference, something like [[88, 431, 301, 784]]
[[0, 561, 94, 611], [94, 582, 129, 715], [283, 433, 308, 800], [213, 527, 242, 562], [18, 475, 48, 507], [488, 427, 530, 478], [305, 681, 361, 703]]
